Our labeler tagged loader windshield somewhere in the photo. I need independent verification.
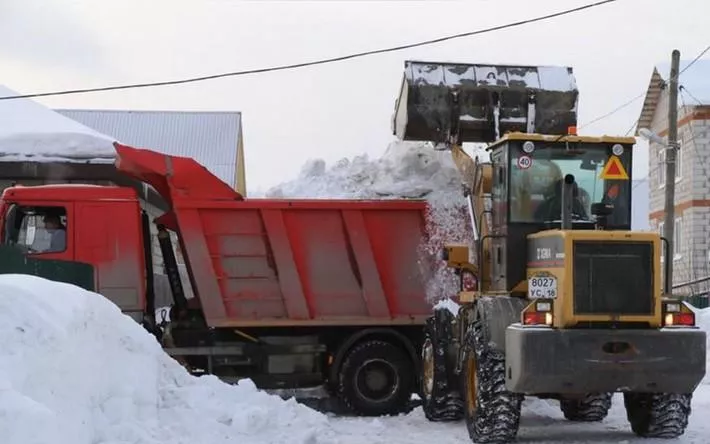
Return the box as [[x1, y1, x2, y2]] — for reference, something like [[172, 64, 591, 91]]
[[509, 142, 632, 227]]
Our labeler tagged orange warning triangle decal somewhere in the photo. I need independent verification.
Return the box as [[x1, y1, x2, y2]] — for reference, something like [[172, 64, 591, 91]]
[[599, 156, 629, 180]]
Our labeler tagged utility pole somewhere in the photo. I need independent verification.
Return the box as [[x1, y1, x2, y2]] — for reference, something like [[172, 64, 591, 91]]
[[663, 49, 680, 294]]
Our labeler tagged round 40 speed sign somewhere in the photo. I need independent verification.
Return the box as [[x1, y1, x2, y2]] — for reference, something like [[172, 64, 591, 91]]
[[517, 155, 532, 169]]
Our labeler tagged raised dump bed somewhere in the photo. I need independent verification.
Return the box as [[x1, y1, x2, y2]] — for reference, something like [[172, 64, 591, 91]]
[[116, 144, 433, 327]]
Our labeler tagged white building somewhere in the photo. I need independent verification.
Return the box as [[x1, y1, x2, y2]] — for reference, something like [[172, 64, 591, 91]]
[[637, 59, 710, 294]]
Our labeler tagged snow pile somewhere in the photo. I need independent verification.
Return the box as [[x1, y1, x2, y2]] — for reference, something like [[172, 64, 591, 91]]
[[433, 298, 461, 316], [693, 306, 710, 385], [0, 85, 116, 163], [0, 275, 330, 444], [266, 140, 474, 303]]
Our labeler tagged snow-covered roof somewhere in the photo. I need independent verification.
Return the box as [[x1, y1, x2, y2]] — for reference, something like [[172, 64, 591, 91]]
[[636, 59, 710, 134], [0, 85, 117, 163], [55, 109, 243, 189]]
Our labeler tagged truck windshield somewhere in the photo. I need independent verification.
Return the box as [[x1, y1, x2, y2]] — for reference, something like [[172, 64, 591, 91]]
[[509, 142, 632, 226]]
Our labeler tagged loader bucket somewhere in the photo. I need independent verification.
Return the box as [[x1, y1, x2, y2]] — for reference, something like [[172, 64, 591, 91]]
[[392, 61, 579, 144]]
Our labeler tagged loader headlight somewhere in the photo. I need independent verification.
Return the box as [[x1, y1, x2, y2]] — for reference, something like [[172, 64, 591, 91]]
[[611, 144, 624, 156], [522, 141, 535, 153]]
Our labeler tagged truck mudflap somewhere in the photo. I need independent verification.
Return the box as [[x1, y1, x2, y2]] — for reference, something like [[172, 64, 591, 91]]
[[504, 324, 707, 395]]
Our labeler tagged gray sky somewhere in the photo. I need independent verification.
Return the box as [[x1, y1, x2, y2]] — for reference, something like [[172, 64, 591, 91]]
[[1, 0, 707, 192]]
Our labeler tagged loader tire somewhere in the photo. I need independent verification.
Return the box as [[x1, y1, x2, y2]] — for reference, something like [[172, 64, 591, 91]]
[[421, 313, 464, 422], [560, 393, 613, 422], [623, 392, 692, 438], [337, 339, 414, 416], [462, 320, 522, 443]]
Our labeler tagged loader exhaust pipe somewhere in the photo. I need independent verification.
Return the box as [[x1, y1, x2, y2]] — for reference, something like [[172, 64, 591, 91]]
[[561, 174, 575, 230]]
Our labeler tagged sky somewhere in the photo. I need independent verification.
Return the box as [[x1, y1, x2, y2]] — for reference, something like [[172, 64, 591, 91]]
[[0, 0, 708, 193]]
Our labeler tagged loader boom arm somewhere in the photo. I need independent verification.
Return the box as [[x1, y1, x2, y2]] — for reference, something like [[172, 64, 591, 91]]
[[450, 144, 493, 292]]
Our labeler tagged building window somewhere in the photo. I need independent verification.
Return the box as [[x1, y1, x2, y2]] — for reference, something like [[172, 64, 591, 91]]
[[674, 216, 683, 260], [676, 140, 682, 182], [657, 142, 682, 188]]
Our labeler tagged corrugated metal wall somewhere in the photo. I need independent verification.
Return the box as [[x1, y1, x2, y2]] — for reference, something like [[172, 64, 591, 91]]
[[55, 109, 242, 189]]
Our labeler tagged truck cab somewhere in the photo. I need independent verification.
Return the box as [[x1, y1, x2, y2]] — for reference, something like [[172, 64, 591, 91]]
[[0, 184, 147, 320]]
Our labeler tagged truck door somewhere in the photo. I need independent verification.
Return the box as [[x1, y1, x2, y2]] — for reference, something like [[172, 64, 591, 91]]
[[74, 200, 145, 318]]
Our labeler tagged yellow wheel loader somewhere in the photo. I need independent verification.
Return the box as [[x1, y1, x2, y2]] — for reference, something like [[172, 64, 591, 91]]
[[393, 61, 707, 443]]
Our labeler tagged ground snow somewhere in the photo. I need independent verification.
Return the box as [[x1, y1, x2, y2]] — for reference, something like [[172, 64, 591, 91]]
[[0, 275, 329, 444], [267, 140, 475, 303], [0, 85, 116, 163], [433, 298, 461, 316], [3, 278, 710, 444]]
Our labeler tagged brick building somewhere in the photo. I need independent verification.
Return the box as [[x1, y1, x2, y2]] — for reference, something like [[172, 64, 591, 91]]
[[637, 59, 710, 293]]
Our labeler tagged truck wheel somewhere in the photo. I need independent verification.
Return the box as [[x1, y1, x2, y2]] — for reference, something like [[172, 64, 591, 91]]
[[421, 315, 464, 422], [623, 392, 692, 438], [337, 339, 414, 416], [560, 393, 613, 422], [462, 320, 522, 443]]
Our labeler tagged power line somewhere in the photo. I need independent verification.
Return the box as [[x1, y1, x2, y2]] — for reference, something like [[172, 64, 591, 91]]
[[578, 44, 710, 130], [579, 93, 645, 129], [680, 85, 705, 106], [0, 0, 620, 101]]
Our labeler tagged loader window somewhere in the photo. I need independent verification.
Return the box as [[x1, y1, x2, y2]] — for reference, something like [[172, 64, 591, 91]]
[[509, 143, 631, 227], [5, 206, 68, 254]]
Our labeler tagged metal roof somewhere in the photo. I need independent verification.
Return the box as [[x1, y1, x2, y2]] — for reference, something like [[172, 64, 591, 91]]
[[55, 109, 243, 188]]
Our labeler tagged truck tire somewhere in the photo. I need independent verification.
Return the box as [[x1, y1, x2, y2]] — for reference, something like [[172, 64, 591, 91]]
[[623, 392, 692, 438], [421, 316, 464, 421], [560, 393, 613, 422], [337, 339, 414, 416], [462, 320, 522, 443]]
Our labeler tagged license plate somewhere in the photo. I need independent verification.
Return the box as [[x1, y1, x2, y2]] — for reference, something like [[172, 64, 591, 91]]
[[528, 274, 557, 299]]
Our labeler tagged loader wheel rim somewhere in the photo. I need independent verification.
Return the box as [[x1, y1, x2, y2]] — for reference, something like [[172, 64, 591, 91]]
[[466, 354, 477, 414], [354, 359, 399, 403], [422, 339, 434, 400]]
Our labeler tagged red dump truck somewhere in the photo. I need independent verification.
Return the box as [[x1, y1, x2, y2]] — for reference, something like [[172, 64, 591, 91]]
[[0, 143, 443, 416]]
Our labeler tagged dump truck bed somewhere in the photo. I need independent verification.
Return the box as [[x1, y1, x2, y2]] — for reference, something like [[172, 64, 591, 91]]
[[114, 143, 433, 327]]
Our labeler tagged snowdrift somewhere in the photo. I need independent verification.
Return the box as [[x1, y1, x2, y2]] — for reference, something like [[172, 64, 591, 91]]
[[267, 140, 475, 302], [693, 306, 710, 385], [0, 275, 329, 444]]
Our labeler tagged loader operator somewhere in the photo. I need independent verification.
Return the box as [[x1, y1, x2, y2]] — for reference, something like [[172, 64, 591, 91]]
[[534, 177, 588, 222], [42, 213, 66, 253]]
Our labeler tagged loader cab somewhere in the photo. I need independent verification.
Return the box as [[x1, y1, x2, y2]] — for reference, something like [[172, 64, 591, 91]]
[[487, 132, 635, 293]]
